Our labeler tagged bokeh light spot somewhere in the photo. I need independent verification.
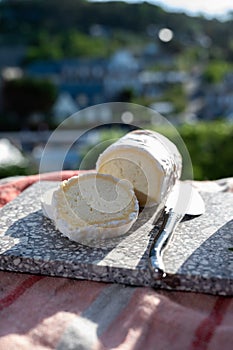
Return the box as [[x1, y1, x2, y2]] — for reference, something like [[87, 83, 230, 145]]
[[121, 111, 134, 124], [158, 28, 173, 42]]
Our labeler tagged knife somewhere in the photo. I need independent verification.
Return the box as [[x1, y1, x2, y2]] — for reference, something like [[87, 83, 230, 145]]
[[149, 181, 205, 278]]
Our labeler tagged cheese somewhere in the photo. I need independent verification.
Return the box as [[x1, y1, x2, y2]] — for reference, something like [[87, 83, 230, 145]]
[[41, 172, 139, 244], [41, 187, 57, 221], [96, 129, 182, 207]]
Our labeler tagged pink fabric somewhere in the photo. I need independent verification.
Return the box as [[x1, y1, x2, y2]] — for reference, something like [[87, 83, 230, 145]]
[[0, 172, 233, 350]]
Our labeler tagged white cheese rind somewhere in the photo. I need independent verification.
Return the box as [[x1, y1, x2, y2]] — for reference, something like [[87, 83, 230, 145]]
[[41, 187, 57, 221], [41, 173, 139, 244], [96, 129, 182, 207]]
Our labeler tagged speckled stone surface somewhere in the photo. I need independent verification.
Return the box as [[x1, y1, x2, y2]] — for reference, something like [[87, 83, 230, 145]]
[[0, 181, 232, 295]]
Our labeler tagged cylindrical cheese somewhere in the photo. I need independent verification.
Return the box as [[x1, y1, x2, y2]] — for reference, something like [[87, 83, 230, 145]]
[[96, 129, 182, 207]]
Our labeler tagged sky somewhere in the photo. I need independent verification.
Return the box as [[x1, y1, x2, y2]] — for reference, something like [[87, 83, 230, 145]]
[[89, 0, 233, 19]]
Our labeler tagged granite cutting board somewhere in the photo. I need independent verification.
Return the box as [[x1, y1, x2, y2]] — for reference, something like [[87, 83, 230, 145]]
[[0, 181, 232, 296]]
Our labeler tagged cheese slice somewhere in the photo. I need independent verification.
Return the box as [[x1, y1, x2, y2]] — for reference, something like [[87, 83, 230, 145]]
[[96, 129, 182, 207], [41, 172, 139, 244]]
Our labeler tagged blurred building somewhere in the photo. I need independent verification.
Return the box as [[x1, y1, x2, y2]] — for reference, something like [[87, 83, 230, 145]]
[[104, 50, 141, 98]]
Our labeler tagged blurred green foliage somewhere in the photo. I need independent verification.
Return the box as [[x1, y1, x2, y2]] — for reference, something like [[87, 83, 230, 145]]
[[203, 61, 233, 84], [178, 122, 233, 180], [132, 84, 187, 113], [24, 30, 114, 62], [0, 165, 34, 179], [2, 0, 233, 63], [23, 28, 148, 63], [161, 85, 187, 113], [152, 122, 233, 180]]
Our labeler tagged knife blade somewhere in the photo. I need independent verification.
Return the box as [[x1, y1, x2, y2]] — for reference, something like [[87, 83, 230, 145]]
[[149, 181, 205, 277]]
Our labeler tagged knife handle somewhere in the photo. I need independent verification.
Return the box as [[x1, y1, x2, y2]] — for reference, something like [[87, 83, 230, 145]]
[[149, 210, 183, 277]]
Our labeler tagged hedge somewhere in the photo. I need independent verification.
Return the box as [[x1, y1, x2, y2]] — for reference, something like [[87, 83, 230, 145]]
[[152, 121, 233, 181]]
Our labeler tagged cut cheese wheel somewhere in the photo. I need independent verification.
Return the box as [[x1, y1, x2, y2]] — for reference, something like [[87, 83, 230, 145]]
[[41, 172, 139, 244], [96, 129, 182, 207]]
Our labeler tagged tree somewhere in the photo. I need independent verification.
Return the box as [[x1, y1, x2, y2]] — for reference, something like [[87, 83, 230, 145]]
[[2, 77, 57, 128], [117, 87, 135, 102], [203, 61, 232, 84]]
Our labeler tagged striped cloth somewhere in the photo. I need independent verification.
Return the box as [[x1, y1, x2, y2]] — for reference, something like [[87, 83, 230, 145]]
[[0, 172, 233, 350]]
